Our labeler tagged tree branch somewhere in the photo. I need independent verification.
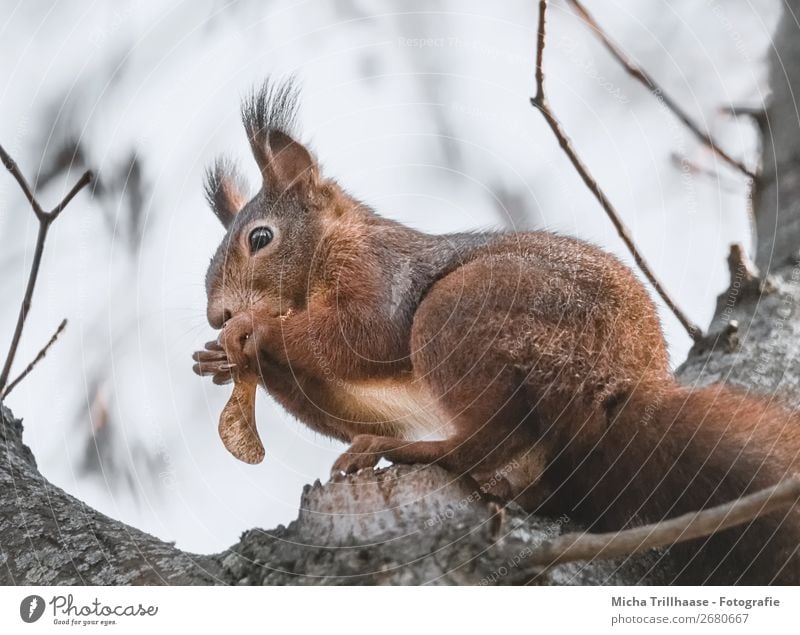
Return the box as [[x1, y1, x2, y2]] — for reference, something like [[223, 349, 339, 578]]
[[565, 0, 756, 180], [0, 145, 92, 396], [50, 170, 93, 220], [522, 474, 800, 575], [0, 145, 45, 219], [531, 0, 702, 341], [1, 318, 67, 399], [669, 153, 740, 194]]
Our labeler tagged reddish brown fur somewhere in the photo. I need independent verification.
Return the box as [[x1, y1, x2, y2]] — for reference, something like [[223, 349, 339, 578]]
[[193, 80, 800, 584]]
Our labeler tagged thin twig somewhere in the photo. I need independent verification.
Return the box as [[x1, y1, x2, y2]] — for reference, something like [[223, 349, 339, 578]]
[[721, 104, 766, 122], [521, 474, 800, 573], [50, 171, 93, 220], [0, 144, 92, 396], [0, 145, 45, 218], [565, 0, 756, 180], [669, 153, 740, 194], [1, 319, 67, 399], [531, 0, 702, 341]]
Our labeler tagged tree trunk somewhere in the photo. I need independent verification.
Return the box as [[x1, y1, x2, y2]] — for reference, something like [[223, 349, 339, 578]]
[[2, 1, 799, 585]]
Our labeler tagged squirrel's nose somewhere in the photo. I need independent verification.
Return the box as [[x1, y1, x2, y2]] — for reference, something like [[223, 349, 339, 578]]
[[207, 305, 232, 330]]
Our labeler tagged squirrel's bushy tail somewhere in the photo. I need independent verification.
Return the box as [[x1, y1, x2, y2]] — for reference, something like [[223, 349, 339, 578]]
[[548, 380, 800, 584]]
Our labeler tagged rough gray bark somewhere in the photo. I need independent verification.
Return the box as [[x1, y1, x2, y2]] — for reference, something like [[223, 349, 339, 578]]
[[0, 404, 668, 585], [2, 2, 800, 585], [753, 1, 800, 273], [679, 0, 800, 396], [0, 405, 222, 584]]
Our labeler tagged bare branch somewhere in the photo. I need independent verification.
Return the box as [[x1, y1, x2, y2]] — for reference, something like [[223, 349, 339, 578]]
[[534, 0, 548, 106], [1, 319, 67, 399], [721, 104, 766, 122], [0, 222, 49, 395], [0, 145, 92, 396], [50, 170, 93, 220], [566, 0, 756, 180], [531, 0, 702, 341], [0, 144, 45, 219], [668, 153, 740, 193], [521, 474, 800, 574]]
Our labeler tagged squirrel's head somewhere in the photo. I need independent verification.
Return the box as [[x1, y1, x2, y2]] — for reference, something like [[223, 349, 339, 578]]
[[203, 79, 347, 329]]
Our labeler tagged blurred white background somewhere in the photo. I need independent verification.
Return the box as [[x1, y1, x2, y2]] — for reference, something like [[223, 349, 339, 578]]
[[0, 0, 779, 552]]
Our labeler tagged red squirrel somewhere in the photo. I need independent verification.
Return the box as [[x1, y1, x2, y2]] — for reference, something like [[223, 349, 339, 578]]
[[193, 79, 800, 584]]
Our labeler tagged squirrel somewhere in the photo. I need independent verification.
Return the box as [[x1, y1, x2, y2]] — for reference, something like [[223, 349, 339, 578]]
[[193, 79, 800, 585]]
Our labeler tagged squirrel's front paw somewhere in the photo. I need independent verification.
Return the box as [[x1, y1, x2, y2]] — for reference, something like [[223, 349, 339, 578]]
[[218, 313, 260, 371], [331, 435, 382, 476], [192, 340, 236, 385]]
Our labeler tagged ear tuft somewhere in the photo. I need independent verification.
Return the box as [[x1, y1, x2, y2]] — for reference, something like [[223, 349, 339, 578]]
[[204, 157, 250, 228], [241, 78, 300, 175], [241, 77, 319, 199]]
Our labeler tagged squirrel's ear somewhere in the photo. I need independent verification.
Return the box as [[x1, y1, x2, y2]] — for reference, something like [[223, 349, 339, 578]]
[[267, 129, 320, 198], [204, 158, 249, 228], [242, 78, 320, 201]]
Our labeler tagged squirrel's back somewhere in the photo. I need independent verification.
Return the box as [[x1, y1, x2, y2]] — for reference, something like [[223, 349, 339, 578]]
[[411, 229, 800, 583]]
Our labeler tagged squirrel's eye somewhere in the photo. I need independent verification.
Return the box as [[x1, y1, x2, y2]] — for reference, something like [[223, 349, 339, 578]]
[[248, 227, 274, 253]]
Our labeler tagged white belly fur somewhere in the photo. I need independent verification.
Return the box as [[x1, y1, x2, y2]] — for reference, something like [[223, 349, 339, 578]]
[[337, 380, 453, 441], [337, 379, 547, 496]]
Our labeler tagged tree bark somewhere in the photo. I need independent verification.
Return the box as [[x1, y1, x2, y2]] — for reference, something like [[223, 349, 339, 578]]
[[678, 0, 800, 398], [2, 1, 800, 585], [0, 403, 669, 585]]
